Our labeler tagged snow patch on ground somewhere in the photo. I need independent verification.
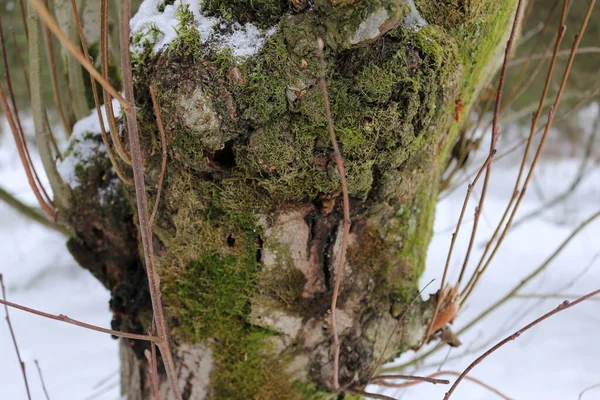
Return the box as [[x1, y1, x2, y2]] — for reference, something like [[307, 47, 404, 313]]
[[130, 0, 277, 58]]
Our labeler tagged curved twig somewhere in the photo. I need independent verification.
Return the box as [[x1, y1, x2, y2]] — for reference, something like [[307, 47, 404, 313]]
[[444, 288, 600, 399]]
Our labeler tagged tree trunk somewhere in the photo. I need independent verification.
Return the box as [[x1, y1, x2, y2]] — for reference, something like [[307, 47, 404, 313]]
[[61, 0, 521, 398]]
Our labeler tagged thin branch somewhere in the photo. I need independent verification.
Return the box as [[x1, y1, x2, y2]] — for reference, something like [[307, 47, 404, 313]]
[[378, 370, 513, 399], [461, 0, 596, 306], [70, 0, 132, 184], [0, 18, 54, 208], [1, 274, 32, 400], [119, 1, 182, 398], [42, 0, 72, 137], [347, 388, 397, 400], [384, 209, 600, 372], [27, 2, 73, 212], [9, 27, 31, 96], [514, 293, 600, 301], [370, 374, 449, 385], [149, 85, 168, 227], [34, 360, 51, 400], [510, 114, 599, 230], [508, 46, 600, 67], [0, 297, 158, 342], [0, 186, 70, 235], [317, 37, 352, 390], [18, 0, 29, 39], [579, 382, 600, 400], [425, 0, 527, 347], [102, 0, 132, 164], [27, 0, 131, 109], [444, 288, 600, 399], [0, 84, 56, 219], [461, 0, 570, 302]]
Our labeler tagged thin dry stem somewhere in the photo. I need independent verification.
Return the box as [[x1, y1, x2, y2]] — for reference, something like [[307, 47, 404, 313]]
[[461, 0, 596, 306], [384, 209, 600, 373], [0, 84, 56, 219], [70, 0, 132, 184], [579, 382, 600, 400], [0, 297, 158, 342], [370, 374, 449, 385], [444, 288, 600, 399], [101, 0, 132, 164], [119, 1, 182, 398], [461, 1, 569, 302], [1, 19, 55, 208], [42, 0, 71, 137], [316, 37, 351, 390], [347, 388, 396, 400], [0, 186, 69, 235], [8, 27, 31, 96], [1, 274, 32, 400], [425, 0, 527, 348], [34, 360, 51, 400], [149, 85, 168, 227], [27, 1, 72, 212], [27, 0, 130, 109], [508, 46, 600, 67], [379, 371, 512, 399]]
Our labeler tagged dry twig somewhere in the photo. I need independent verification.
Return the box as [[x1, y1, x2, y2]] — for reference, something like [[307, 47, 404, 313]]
[[316, 37, 352, 390], [34, 360, 51, 400], [444, 287, 600, 399], [1, 274, 32, 400]]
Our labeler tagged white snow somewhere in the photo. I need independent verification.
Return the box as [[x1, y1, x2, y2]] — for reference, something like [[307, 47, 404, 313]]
[[404, 0, 428, 29], [0, 117, 118, 399], [57, 100, 121, 189], [1, 104, 599, 400], [130, 0, 277, 58]]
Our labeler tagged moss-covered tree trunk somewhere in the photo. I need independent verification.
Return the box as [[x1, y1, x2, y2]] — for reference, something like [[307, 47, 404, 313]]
[[60, 0, 521, 398]]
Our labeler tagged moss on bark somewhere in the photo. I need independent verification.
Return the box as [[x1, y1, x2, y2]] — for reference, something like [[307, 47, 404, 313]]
[[61, 0, 521, 398]]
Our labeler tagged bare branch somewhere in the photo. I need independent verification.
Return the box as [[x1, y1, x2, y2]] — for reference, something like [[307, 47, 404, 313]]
[[579, 382, 600, 400], [316, 37, 352, 390], [370, 374, 449, 385], [444, 288, 600, 399], [34, 360, 51, 400], [1, 274, 32, 400], [149, 85, 168, 227], [425, 0, 527, 347], [42, 0, 72, 137], [0, 297, 158, 342], [0, 186, 70, 236], [119, 0, 182, 397], [70, 0, 132, 184], [27, 1, 73, 212], [27, 0, 131, 109]]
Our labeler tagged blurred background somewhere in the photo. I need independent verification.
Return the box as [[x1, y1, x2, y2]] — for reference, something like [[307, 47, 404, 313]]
[[0, 0, 599, 399]]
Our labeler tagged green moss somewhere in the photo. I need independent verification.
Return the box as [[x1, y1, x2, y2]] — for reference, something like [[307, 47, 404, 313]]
[[201, 0, 289, 28], [232, 24, 459, 202], [168, 2, 203, 59]]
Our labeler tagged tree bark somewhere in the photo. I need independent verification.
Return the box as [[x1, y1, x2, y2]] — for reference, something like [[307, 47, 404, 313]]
[[60, 0, 521, 398]]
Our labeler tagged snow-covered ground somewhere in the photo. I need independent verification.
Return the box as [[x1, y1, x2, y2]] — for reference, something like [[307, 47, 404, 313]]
[[0, 107, 599, 399]]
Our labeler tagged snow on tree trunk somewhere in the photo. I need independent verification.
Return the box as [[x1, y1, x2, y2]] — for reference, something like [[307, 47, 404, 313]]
[[60, 0, 521, 398]]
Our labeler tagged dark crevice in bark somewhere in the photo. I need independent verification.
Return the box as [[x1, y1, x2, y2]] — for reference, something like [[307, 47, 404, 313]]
[[256, 235, 264, 263]]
